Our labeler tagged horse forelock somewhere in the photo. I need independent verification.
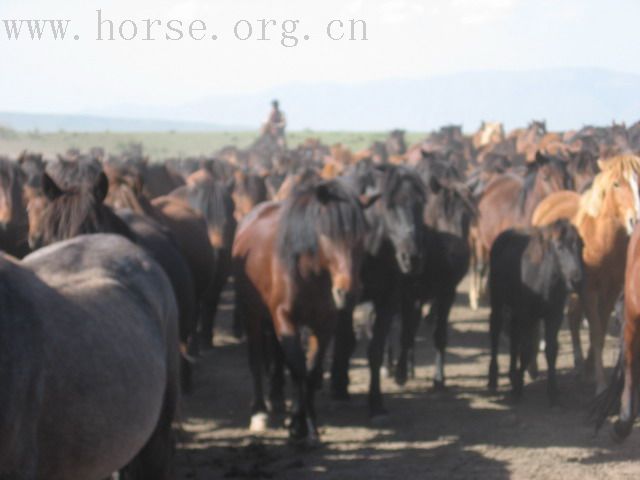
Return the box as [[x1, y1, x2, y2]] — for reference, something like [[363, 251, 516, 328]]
[[277, 181, 366, 274]]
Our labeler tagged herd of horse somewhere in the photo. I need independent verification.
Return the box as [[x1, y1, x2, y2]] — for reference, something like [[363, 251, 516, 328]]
[[1, 119, 640, 477]]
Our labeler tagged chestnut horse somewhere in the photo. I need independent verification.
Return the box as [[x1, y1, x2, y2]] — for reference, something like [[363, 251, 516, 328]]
[[531, 155, 640, 392], [469, 152, 572, 309], [593, 223, 640, 440], [233, 180, 366, 442]]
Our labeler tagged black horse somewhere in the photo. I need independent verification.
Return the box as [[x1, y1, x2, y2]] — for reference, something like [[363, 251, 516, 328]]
[[488, 220, 583, 403], [389, 155, 474, 389], [331, 163, 427, 416]]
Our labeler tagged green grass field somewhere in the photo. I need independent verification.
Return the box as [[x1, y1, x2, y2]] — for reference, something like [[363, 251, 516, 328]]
[[0, 128, 427, 161]]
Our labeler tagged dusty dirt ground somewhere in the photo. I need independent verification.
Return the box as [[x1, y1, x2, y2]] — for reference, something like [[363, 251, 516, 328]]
[[175, 279, 640, 479]]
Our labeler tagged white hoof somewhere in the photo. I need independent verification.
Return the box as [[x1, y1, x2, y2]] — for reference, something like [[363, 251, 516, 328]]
[[249, 412, 268, 432]]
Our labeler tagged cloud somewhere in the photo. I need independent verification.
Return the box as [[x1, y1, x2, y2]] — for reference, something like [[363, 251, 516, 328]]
[[377, 0, 426, 24], [450, 0, 518, 25]]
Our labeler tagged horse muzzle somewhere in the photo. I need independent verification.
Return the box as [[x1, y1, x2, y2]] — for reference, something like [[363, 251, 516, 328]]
[[332, 287, 348, 310]]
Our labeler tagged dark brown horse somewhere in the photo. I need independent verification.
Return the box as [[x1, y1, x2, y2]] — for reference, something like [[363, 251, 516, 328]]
[[233, 180, 367, 442], [26, 167, 197, 392], [469, 152, 572, 309], [230, 169, 269, 222], [170, 169, 237, 348], [0, 157, 30, 258], [103, 163, 215, 331]]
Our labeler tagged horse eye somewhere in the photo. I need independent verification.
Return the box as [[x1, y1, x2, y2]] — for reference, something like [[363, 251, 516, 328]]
[[613, 181, 620, 188]]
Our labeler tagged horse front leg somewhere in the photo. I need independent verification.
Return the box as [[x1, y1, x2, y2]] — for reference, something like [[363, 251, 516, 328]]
[[368, 298, 396, 417], [545, 309, 563, 405], [567, 294, 584, 371], [305, 331, 330, 442], [330, 307, 355, 400], [432, 291, 455, 390], [395, 291, 421, 387], [274, 306, 310, 441]]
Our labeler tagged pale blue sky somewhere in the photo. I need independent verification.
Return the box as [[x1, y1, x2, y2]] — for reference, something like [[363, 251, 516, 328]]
[[1, 0, 638, 115]]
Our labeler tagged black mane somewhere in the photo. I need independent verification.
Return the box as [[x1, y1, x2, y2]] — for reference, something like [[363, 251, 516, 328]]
[[277, 179, 366, 274]]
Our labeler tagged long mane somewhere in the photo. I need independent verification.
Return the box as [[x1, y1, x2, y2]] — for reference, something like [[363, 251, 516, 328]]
[[577, 154, 640, 222], [277, 179, 366, 274]]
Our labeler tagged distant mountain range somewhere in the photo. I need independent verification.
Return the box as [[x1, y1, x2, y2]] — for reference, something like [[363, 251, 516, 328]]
[[2, 68, 639, 133], [0, 112, 237, 133]]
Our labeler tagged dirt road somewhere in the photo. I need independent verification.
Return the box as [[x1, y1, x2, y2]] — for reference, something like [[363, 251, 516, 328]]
[[176, 280, 640, 479]]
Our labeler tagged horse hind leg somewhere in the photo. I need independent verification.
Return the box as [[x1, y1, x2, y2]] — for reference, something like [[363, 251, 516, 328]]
[[120, 384, 178, 480]]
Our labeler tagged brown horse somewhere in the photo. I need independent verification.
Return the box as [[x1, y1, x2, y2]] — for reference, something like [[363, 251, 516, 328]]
[[233, 180, 367, 442], [469, 152, 571, 309]]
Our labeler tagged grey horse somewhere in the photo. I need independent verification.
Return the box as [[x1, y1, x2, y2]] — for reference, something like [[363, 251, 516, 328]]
[[0, 234, 179, 479]]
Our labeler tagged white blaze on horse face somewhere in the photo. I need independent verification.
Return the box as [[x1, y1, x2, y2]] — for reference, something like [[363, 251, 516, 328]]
[[626, 171, 640, 235]]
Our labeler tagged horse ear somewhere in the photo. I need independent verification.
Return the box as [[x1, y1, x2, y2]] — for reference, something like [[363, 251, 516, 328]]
[[42, 172, 63, 201], [93, 172, 109, 204]]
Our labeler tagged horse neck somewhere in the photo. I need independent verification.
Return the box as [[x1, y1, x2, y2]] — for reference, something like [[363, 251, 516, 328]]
[[577, 213, 629, 272]]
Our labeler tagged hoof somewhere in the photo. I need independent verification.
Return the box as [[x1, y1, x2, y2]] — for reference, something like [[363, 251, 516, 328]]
[[611, 421, 632, 443], [249, 412, 269, 432], [432, 380, 447, 392], [395, 369, 408, 387], [331, 387, 351, 402], [289, 432, 321, 449]]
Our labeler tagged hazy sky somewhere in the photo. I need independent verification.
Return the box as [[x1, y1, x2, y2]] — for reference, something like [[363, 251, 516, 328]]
[[1, 0, 639, 115]]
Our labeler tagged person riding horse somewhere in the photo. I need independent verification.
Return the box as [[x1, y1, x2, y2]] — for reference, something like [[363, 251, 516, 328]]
[[262, 100, 287, 148]]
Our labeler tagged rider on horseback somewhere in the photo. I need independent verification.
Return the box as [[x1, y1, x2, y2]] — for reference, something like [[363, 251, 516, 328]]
[[263, 100, 287, 148]]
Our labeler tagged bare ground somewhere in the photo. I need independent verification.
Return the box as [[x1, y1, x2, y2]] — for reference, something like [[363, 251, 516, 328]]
[[175, 279, 640, 479]]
